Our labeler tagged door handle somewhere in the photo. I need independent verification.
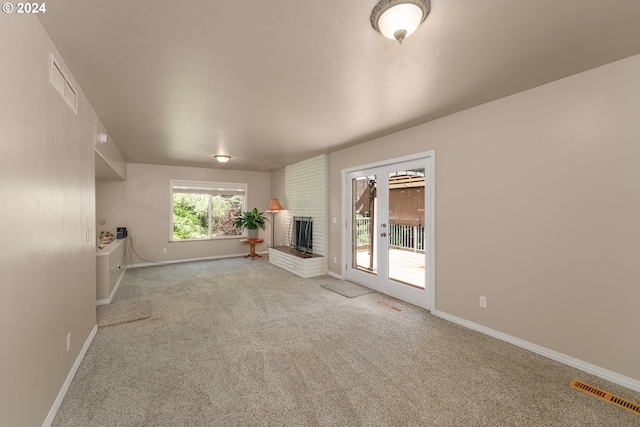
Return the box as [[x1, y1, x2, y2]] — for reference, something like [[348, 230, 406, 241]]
[[381, 232, 387, 237]]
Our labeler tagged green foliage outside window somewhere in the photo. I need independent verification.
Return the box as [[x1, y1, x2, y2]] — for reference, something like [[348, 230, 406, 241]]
[[173, 193, 243, 240], [211, 195, 243, 236]]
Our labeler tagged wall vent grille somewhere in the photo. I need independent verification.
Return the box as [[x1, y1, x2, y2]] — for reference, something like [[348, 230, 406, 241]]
[[570, 379, 640, 416], [49, 54, 77, 114]]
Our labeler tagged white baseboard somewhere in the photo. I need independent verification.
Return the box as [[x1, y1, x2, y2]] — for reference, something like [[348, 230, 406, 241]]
[[327, 270, 344, 280], [96, 267, 127, 306], [433, 310, 640, 393], [130, 252, 247, 269], [42, 324, 98, 427]]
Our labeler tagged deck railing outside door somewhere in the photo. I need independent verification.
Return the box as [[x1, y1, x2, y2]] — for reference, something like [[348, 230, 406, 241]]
[[355, 218, 424, 253], [355, 217, 371, 249]]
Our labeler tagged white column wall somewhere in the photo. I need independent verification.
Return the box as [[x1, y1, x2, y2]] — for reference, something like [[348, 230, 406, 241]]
[[284, 154, 328, 256]]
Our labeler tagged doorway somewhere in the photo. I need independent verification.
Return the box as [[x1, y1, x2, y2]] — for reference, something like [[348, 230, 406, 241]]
[[343, 153, 434, 310]]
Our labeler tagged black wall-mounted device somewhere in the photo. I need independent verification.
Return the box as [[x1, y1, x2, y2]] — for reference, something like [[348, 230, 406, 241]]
[[117, 227, 128, 239]]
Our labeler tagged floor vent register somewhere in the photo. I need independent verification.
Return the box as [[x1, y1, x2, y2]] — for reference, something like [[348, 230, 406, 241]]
[[570, 379, 640, 416]]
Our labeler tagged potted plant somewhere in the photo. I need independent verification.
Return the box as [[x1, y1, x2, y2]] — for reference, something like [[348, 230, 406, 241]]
[[99, 230, 114, 246], [233, 207, 268, 239]]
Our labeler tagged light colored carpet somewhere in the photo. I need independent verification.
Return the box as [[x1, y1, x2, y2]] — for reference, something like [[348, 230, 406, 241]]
[[53, 257, 640, 426], [320, 280, 374, 298], [97, 299, 151, 327]]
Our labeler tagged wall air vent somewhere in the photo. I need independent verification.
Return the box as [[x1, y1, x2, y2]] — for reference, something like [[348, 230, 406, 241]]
[[570, 379, 640, 416], [49, 54, 77, 114]]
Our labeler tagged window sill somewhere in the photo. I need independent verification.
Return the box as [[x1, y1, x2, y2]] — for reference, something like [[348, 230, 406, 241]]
[[168, 236, 245, 243]]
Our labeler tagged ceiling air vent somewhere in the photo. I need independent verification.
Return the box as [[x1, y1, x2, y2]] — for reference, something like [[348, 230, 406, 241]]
[[49, 54, 77, 114]]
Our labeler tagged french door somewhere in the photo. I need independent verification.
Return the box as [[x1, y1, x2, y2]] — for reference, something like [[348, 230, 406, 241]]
[[344, 154, 433, 310]]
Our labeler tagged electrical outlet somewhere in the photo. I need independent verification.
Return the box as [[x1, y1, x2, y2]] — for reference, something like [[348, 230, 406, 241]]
[[162, 248, 167, 254], [66, 332, 71, 351], [333, 257, 337, 264], [99, 218, 106, 225], [479, 296, 488, 309]]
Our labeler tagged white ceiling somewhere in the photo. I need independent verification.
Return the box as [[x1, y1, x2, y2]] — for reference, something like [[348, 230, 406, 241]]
[[38, 0, 640, 172]]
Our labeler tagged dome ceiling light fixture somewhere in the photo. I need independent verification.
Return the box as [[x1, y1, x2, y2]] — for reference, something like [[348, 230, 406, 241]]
[[370, 0, 431, 45], [214, 155, 231, 164]]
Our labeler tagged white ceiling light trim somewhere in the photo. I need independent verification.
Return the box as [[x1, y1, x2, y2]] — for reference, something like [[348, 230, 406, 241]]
[[370, 0, 431, 44]]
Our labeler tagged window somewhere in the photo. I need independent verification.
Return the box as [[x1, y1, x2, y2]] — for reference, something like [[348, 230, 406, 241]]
[[170, 180, 246, 240]]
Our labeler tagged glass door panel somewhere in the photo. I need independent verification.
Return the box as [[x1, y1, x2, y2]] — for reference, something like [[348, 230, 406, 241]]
[[387, 168, 426, 288], [352, 175, 377, 275]]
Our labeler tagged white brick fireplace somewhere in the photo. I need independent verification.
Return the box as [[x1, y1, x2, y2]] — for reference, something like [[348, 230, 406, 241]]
[[269, 154, 328, 277]]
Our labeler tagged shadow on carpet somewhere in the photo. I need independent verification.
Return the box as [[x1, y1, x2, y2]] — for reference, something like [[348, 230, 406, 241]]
[[97, 299, 151, 327], [321, 281, 374, 298]]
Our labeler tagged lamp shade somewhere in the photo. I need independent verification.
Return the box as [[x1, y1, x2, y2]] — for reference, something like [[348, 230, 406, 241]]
[[266, 198, 285, 212]]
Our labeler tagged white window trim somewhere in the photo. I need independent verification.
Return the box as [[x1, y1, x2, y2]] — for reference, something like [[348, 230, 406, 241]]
[[170, 179, 247, 241]]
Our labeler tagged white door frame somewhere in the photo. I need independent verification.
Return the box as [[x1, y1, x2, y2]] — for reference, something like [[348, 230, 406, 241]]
[[341, 150, 435, 311]]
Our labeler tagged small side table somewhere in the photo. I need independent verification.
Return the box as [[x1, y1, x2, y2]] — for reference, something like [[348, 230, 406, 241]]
[[241, 238, 264, 260]]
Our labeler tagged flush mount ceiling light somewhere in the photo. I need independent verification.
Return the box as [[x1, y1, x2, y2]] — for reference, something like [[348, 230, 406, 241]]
[[214, 155, 231, 164], [370, 0, 431, 45]]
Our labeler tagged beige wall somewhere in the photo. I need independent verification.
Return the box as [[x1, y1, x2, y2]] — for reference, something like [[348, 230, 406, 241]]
[[0, 17, 98, 427], [94, 119, 126, 180], [96, 163, 272, 263], [328, 54, 640, 382]]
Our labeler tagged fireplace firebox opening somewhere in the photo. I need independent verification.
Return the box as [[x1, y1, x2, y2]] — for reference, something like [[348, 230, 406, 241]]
[[291, 217, 312, 253]]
